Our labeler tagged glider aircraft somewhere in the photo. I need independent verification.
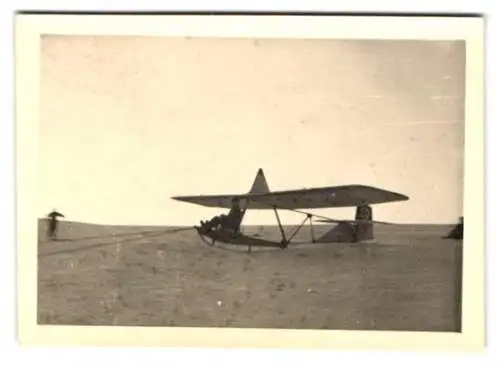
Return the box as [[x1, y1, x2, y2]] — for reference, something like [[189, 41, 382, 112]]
[[172, 169, 409, 251]]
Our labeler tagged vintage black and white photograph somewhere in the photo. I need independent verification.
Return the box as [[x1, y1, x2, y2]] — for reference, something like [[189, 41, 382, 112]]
[[16, 14, 484, 349]]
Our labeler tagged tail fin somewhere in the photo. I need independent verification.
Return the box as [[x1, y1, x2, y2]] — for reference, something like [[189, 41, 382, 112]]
[[354, 205, 374, 241], [248, 168, 270, 194]]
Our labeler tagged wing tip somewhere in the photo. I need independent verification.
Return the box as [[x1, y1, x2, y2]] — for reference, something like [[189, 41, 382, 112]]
[[171, 196, 192, 202], [358, 185, 410, 203], [394, 192, 410, 202]]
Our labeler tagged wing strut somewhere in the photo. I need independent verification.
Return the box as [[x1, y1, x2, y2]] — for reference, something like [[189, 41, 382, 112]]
[[272, 207, 315, 249], [273, 207, 288, 248], [309, 216, 316, 243], [248, 198, 391, 225], [286, 214, 311, 243]]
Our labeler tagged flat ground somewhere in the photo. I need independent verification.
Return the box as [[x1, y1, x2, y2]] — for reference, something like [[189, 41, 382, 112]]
[[37, 220, 462, 331]]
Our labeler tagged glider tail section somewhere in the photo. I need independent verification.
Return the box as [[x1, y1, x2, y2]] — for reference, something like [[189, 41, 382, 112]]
[[354, 205, 374, 242], [316, 205, 374, 243]]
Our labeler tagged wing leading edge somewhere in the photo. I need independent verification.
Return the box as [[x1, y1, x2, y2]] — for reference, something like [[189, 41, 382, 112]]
[[172, 185, 409, 209]]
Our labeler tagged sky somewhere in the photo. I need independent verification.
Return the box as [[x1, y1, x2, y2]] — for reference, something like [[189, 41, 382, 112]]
[[39, 36, 465, 225]]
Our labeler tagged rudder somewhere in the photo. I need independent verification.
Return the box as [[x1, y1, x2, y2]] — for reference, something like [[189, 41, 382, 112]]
[[354, 205, 374, 242]]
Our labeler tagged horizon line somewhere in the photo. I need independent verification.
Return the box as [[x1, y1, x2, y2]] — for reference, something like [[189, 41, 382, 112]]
[[37, 218, 460, 228]]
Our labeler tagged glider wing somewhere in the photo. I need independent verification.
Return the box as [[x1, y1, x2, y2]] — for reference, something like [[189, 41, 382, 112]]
[[172, 185, 409, 209]]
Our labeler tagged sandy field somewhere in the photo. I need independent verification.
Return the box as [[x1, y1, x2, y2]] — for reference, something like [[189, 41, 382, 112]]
[[37, 220, 462, 331]]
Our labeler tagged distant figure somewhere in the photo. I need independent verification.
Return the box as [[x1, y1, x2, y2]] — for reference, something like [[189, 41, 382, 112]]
[[200, 197, 243, 235], [445, 216, 463, 240], [455, 217, 464, 239], [47, 209, 65, 240]]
